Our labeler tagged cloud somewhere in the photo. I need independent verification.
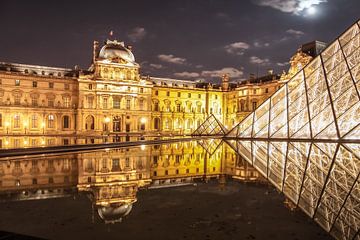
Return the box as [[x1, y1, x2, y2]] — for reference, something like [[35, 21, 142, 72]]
[[253, 0, 327, 15], [158, 54, 187, 65], [174, 72, 200, 78], [149, 63, 164, 69], [286, 29, 305, 36], [195, 64, 204, 69], [224, 42, 250, 55], [250, 56, 270, 65], [215, 12, 230, 20], [128, 27, 147, 42], [201, 67, 244, 78], [277, 62, 290, 66], [254, 41, 270, 48]]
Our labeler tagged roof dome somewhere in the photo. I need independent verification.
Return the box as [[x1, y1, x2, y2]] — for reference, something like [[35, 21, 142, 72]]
[[97, 203, 133, 224], [98, 40, 135, 63]]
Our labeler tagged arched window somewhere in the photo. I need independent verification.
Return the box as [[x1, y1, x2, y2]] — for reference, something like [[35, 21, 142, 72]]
[[63, 116, 70, 129], [48, 115, 55, 128], [85, 115, 95, 130]]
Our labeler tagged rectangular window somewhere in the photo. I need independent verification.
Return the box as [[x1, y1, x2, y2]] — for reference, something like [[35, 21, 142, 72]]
[[88, 84, 93, 90], [32, 96, 38, 106], [166, 91, 170, 97], [198, 94, 201, 99], [112, 159, 120, 171], [64, 83, 70, 90], [104, 84, 107, 90], [154, 102, 159, 111], [253, 89, 257, 94], [140, 88, 144, 93], [14, 95, 21, 105], [265, 88, 269, 93], [113, 97, 120, 109], [48, 99, 54, 107], [48, 115, 55, 128], [177, 92, 181, 97], [125, 157, 130, 167], [63, 116, 70, 128], [103, 97, 108, 109], [176, 104, 181, 112], [15, 79, 20, 86], [215, 95, 218, 100], [49, 82, 54, 88], [126, 99, 131, 110], [87, 96, 93, 108], [139, 99, 144, 110], [155, 90, 158, 96], [31, 115, 38, 128], [14, 115, 20, 128], [32, 81, 37, 88], [188, 93, 191, 98], [64, 97, 70, 108]]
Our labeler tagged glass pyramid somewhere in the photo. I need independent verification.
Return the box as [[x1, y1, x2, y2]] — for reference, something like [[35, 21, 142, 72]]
[[227, 21, 360, 141], [225, 20, 360, 240], [192, 114, 228, 136]]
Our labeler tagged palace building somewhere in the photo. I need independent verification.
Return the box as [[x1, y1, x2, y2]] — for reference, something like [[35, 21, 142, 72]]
[[0, 39, 319, 148]]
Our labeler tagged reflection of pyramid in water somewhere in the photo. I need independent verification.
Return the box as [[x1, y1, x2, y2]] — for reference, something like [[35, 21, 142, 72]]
[[192, 114, 227, 136], [224, 20, 360, 240], [197, 139, 223, 157]]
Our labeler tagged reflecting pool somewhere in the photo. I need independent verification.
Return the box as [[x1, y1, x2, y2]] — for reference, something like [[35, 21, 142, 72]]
[[0, 140, 333, 239]]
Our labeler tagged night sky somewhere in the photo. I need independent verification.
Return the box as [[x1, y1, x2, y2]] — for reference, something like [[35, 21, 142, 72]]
[[1, 0, 359, 83]]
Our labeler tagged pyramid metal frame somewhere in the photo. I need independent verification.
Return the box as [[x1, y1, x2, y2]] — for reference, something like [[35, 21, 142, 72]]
[[223, 20, 360, 240], [192, 114, 228, 136]]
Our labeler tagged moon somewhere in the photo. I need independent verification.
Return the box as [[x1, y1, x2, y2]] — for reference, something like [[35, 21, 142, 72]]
[[307, 6, 316, 15]]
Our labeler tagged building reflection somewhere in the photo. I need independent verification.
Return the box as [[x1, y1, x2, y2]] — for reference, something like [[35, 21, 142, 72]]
[[0, 141, 263, 223]]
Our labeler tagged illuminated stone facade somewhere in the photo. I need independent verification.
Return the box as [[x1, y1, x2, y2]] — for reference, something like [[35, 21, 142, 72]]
[[0, 39, 314, 148]]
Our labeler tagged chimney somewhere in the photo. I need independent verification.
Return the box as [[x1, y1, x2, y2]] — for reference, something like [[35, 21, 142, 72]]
[[221, 74, 229, 91], [93, 40, 99, 63]]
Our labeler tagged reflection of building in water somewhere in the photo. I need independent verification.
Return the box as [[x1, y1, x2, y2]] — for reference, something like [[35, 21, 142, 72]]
[[0, 154, 78, 201], [149, 141, 224, 187], [0, 141, 263, 223], [77, 147, 152, 223]]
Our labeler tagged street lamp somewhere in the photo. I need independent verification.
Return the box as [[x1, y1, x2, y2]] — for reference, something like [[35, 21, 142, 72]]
[[41, 122, 45, 134], [23, 121, 28, 134], [103, 117, 111, 143], [140, 117, 146, 131], [104, 117, 111, 131]]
